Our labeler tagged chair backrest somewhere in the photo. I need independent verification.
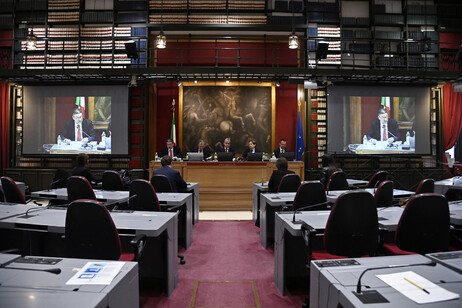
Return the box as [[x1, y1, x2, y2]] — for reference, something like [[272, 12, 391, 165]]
[[150, 175, 173, 193], [366, 170, 388, 188], [129, 179, 162, 211], [0, 176, 26, 204], [292, 181, 327, 211], [52, 168, 70, 189], [67, 176, 96, 202], [65, 199, 121, 260], [395, 193, 449, 254], [277, 174, 301, 192], [326, 171, 348, 191], [415, 178, 435, 194], [324, 191, 378, 258], [102, 170, 125, 191], [374, 180, 394, 207]]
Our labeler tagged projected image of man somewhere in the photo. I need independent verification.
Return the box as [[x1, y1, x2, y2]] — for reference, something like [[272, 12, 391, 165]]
[[366, 107, 399, 144], [61, 108, 95, 144]]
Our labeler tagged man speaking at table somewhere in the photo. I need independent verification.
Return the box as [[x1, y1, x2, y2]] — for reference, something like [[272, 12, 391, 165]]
[[61, 108, 95, 145], [366, 107, 400, 144]]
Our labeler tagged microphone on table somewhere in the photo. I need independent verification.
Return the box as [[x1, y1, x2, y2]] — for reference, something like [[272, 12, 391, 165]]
[[355, 261, 437, 295], [1, 266, 61, 274], [107, 194, 137, 211], [373, 180, 380, 194], [292, 201, 331, 224]]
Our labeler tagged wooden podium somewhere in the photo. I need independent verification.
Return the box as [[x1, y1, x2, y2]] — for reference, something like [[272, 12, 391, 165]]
[[149, 160, 305, 211]]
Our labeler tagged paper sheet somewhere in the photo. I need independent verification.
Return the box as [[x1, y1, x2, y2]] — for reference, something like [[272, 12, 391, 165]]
[[66, 261, 124, 285], [376, 271, 459, 304]]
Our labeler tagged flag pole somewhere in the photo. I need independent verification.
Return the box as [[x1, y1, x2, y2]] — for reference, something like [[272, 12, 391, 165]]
[[171, 99, 177, 146]]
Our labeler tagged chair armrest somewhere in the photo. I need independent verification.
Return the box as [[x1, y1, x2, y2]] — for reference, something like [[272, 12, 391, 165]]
[[130, 234, 147, 261]]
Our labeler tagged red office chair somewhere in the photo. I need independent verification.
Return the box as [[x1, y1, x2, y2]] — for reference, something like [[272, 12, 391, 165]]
[[0, 176, 27, 204], [326, 171, 349, 191], [292, 181, 328, 211], [374, 180, 394, 207], [150, 174, 174, 193], [102, 170, 125, 191], [302, 191, 379, 260], [277, 174, 301, 192], [129, 179, 185, 264], [65, 199, 145, 261], [366, 170, 388, 188], [67, 176, 96, 202], [383, 193, 450, 255], [415, 178, 435, 194]]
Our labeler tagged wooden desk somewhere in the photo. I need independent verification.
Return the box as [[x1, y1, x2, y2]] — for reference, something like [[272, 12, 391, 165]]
[[149, 160, 304, 211]]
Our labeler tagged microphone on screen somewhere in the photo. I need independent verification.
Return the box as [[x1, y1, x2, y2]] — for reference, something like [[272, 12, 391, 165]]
[[355, 261, 437, 295]]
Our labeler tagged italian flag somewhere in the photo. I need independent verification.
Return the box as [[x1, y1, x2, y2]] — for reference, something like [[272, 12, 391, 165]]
[[76, 96, 85, 117], [170, 106, 176, 146], [381, 96, 390, 117]]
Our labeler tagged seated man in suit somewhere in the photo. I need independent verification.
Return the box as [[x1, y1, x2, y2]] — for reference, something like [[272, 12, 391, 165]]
[[153, 155, 187, 192], [268, 157, 295, 192], [61, 108, 95, 145], [273, 138, 291, 158], [219, 137, 235, 153], [72, 153, 101, 186], [160, 138, 183, 160], [192, 139, 211, 161], [242, 139, 259, 160], [366, 107, 400, 144]]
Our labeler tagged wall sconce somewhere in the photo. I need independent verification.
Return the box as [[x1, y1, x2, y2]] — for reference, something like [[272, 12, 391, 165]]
[[176, 76, 182, 86]]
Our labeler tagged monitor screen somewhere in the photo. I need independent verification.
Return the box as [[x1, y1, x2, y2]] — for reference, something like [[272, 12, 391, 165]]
[[22, 85, 129, 155], [326, 86, 431, 155]]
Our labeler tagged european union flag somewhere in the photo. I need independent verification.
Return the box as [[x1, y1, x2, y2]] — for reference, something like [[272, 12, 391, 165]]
[[296, 111, 304, 161]]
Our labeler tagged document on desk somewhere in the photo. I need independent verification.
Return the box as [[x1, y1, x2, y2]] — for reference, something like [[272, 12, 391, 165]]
[[376, 271, 459, 304], [66, 262, 124, 285]]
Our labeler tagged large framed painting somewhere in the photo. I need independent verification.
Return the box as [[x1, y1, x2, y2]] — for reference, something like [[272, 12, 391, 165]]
[[179, 81, 276, 155]]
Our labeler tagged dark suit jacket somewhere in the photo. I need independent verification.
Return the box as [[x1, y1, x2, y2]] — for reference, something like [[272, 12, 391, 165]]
[[61, 118, 95, 141], [366, 118, 400, 142], [152, 166, 187, 192], [192, 148, 211, 160], [242, 148, 259, 159], [273, 147, 292, 158], [268, 168, 296, 192], [160, 146, 183, 159], [72, 166, 101, 184], [219, 147, 235, 154], [319, 166, 342, 188]]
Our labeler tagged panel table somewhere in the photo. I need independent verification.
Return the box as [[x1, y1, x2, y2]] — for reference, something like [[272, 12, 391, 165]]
[[0, 253, 138, 308], [149, 160, 304, 211], [0, 203, 178, 297], [31, 189, 193, 249], [435, 177, 462, 195], [311, 254, 462, 308]]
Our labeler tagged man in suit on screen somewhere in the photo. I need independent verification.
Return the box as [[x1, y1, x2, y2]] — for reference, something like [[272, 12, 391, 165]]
[[366, 107, 400, 144], [153, 155, 187, 192], [61, 108, 95, 144]]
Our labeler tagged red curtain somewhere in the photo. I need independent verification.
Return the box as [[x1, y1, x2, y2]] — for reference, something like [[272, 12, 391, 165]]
[[443, 83, 462, 151], [0, 82, 9, 176]]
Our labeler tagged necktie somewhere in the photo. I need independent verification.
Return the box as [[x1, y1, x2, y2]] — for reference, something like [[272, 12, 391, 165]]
[[77, 124, 81, 141], [281, 148, 284, 154], [226, 148, 228, 152], [382, 124, 387, 141], [169, 149, 173, 157]]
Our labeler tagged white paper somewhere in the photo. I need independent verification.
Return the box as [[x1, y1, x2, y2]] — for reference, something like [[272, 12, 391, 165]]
[[66, 262, 124, 285], [376, 271, 459, 304]]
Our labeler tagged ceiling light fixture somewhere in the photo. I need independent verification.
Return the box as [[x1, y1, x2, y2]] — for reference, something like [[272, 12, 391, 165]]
[[156, 0, 166, 49], [288, 0, 299, 49], [26, 28, 37, 50]]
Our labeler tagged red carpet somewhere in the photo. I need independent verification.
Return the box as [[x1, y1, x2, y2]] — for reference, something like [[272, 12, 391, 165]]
[[140, 221, 305, 307]]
